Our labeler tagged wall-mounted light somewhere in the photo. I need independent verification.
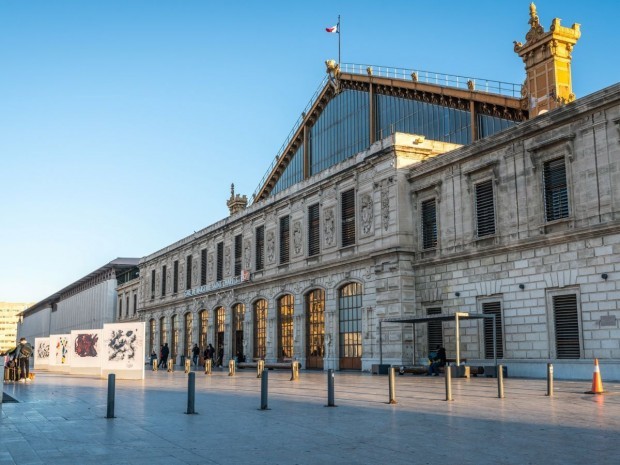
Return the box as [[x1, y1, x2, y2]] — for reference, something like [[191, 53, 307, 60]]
[[455, 292, 460, 297], [519, 284, 525, 290], [602, 273, 608, 280]]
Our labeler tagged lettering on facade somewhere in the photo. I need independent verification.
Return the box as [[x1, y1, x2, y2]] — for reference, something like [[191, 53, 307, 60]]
[[184, 270, 251, 297]]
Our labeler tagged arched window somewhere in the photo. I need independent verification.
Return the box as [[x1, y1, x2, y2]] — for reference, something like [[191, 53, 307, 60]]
[[160, 316, 168, 347], [232, 303, 245, 361], [214, 307, 225, 365], [184, 312, 193, 357], [149, 319, 156, 355], [253, 299, 267, 360], [171, 314, 179, 362], [278, 294, 294, 361], [306, 289, 325, 369], [199, 310, 208, 352], [339, 282, 363, 370]]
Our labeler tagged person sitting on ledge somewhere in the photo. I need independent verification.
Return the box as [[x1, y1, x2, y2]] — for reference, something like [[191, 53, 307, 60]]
[[428, 344, 447, 376]]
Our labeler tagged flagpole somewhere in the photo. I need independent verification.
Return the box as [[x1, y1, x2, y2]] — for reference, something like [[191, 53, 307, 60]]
[[338, 15, 341, 65]]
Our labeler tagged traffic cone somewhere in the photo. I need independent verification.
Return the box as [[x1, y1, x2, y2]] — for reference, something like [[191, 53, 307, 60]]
[[586, 358, 605, 394]]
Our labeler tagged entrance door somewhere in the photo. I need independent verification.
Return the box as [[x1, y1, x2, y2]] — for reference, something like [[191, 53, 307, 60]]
[[339, 283, 362, 370], [215, 307, 225, 366], [306, 289, 325, 370]]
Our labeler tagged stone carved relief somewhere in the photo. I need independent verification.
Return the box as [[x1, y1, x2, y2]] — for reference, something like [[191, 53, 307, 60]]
[[207, 254, 214, 281], [324, 207, 335, 246], [266, 230, 275, 263], [224, 246, 231, 276], [293, 221, 303, 255], [360, 194, 373, 235], [244, 239, 251, 269], [381, 186, 390, 230]]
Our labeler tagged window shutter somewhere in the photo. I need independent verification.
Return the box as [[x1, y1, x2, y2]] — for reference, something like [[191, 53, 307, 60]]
[[475, 180, 496, 237], [200, 249, 207, 285], [279, 216, 290, 264], [553, 294, 580, 359], [234, 234, 242, 277], [421, 199, 437, 249], [173, 260, 179, 293], [483, 301, 504, 359], [161, 265, 167, 296], [186, 255, 192, 289], [543, 158, 569, 221], [341, 189, 356, 247], [217, 242, 224, 281], [308, 204, 320, 256], [426, 307, 443, 353], [255, 226, 265, 271], [151, 270, 155, 298]]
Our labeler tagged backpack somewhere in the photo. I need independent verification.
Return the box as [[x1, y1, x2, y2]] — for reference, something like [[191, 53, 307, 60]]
[[19, 344, 33, 358]]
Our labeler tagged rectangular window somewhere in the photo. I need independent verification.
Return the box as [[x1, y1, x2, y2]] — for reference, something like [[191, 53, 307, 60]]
[[186, 255, 192, 289], [118, 298, 122, 319], [483, 301, 504, 359], [255, 226, 265, 271], [279, 216, 290, 265], [553, 294, 580, 359], [308, 203, 320, 256], [133, 294, 137, 315], [234, 234, 243, 277], [421, 198, 437, 249], [217, 242, 224, 281], [173, 260, 179, 293], [426, 307, 443, 353], [150, 270, 155, 299], [543, 157, 569, 221], [475, 180, 496, 237], [341, 189, 356, 247], [200, 249, 207, 285], [161, 266, 167, 296], [126, 296, 129, 317]]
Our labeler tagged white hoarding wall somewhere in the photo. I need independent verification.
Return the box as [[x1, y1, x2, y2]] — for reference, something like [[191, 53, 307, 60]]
[[69, 329, 102, 375], [34, 337, 50, 370], [49, 334, 71, 372], [101, 322, 145, 380]]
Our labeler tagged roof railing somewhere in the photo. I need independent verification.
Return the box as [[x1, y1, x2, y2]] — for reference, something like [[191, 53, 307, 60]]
[[252, 64, 522, 202]]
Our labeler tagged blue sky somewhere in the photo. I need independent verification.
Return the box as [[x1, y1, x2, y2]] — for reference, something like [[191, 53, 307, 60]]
[[1, 1, 618, 303]]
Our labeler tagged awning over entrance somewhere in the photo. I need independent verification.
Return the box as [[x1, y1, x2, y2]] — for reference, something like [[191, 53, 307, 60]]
[[379, 312, 497, 366]]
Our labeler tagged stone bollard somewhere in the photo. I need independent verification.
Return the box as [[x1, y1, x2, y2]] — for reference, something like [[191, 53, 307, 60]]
[[184, 358, 191, 374], [257, 359, 265, 378], [167, 359, 174, 373], [152, 359, 158, 372], [205, 359, 212, 375], [228, 359, 236, 376], [290, 361, 300, 381]]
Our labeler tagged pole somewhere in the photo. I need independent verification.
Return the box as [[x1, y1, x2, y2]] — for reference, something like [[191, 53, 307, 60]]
[[388, 367, 397, 404], [546, 363, 554, 397], [455, 313, 460, 366], [186, 372, 196, 414], [445, 366, 453, 401], [498, 364, 505, 398], [260, 369, 269, 410], [327, 369, 336, 407], [106, 374, 115, 419], [338, 15, 341, 65]]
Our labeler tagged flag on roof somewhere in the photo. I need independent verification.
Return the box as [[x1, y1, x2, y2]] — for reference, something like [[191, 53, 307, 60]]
[[326, 24, 338, 33]]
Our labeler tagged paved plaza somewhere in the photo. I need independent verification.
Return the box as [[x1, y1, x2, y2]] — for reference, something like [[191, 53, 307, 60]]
[[2, 367, 620, 464]]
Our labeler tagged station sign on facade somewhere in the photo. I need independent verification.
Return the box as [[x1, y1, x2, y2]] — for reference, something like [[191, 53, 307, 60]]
[[184, 270, 251, 298]]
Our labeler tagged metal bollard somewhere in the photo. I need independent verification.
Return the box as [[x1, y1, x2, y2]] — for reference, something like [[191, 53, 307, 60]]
[[327, 369, 336, 407], [152, 359, 158, 372], [290, 361, 299, 381], [445, 365, 453, 401], [106, 374, 115, 418], [167, 359, 174, 372], [186, 372, 196, 414], [498, 364, 505, 398], [546, 363, 554, 397], [205, 359, 212, 375], [260, 369, 269, 410], [184, 358, 191, 374], [228, 359, 236, 376], [388, 367, 397, 404], [257, 359, 265, 378]]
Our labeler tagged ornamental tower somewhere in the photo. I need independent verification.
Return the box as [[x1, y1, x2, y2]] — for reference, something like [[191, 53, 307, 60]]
[[514, 3, 581, 117]]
